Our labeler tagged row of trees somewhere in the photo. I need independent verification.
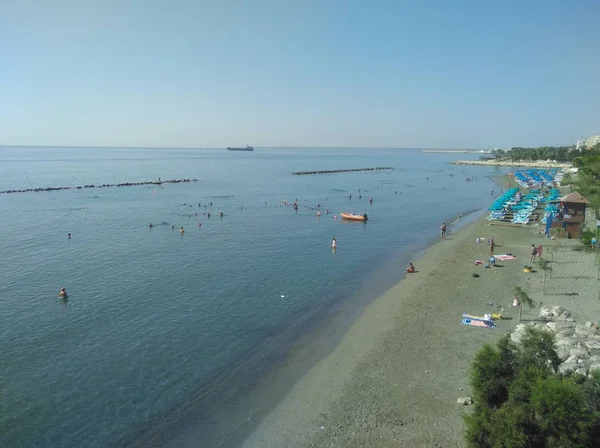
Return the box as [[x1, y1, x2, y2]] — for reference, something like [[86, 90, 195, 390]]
[[465, 327, 600, 447], [562, 146, 600, 214], [491, 142, 600, 163]]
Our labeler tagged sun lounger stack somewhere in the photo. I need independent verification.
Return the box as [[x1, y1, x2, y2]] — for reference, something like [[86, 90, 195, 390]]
[[488, 188, 519, 220]]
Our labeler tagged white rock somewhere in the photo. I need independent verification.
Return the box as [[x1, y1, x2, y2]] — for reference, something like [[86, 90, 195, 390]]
[[555, 337, 578, 347], [559, 362, 578, 374], [557, 347, 571, 361], [589, 355, 600, 363], [576, 367, 588, 376], [539, 308, 553, 318], [558, 328, 576, 337], [584, 341, 600, 350], [567, 317, 575, 322], [586, 322, 593, 327], [589, 364, 600, 374], [546, 321, 574, 333], [569, 347, 590, 359], [457, 397, 473, 405]]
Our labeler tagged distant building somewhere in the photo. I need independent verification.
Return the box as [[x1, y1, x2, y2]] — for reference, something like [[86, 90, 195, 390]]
[[576, 134, 600, 150]]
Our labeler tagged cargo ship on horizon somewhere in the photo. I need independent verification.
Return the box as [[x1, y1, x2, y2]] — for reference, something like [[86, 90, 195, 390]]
[[227, 145, 254, 151]]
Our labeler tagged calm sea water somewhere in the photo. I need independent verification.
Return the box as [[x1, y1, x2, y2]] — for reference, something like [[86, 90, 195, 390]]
[[0, 147, 505, 447]]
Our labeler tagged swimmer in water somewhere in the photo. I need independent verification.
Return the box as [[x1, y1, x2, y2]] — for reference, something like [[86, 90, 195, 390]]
[[68, 233, 71, 239], [332, 238, 337, 249], [220, 211, 223, 217], [149, 223, 153, 228], [58, 287, 68, 299], [180, 227, 185, 233]]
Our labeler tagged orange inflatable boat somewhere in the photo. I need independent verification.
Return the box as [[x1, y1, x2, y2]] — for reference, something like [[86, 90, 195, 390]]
[[340, 212, 368, 222]]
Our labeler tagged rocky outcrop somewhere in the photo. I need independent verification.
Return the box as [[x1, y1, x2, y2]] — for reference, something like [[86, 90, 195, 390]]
[[452, 160, 571, 168], [510, 306, 600, 377]]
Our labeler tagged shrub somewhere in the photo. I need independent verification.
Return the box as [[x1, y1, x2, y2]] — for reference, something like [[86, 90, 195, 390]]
[[464, 328, 600, 447], [581, 228, 599, 247]]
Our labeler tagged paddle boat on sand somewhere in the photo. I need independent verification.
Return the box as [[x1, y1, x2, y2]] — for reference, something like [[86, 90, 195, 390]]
[[340, 212, 368, 222]]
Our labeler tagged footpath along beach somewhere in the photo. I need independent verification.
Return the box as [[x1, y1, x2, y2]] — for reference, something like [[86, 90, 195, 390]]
[[242, 196, 600, 447]]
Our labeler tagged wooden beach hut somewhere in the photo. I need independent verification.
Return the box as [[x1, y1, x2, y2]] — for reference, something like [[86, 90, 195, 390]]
[[551, 191, 590, 238]]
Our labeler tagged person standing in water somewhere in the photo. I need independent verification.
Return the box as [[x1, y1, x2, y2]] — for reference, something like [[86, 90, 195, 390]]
[[440, 222, 447, 240], [68, 233, 71, 239], [332, 238, 337, 250], [58, 288, 68, 299]]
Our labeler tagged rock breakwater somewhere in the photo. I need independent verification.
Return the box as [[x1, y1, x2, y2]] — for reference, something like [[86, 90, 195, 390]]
[[0, 178, 199, 195], [511, 306, 600, 377], [292, 167, 393, 175], [452, 160, 571, 168]]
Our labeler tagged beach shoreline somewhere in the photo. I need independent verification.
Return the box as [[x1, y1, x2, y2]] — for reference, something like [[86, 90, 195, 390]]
[[239, 207, 550, 447], [157, 208, 488, 448]]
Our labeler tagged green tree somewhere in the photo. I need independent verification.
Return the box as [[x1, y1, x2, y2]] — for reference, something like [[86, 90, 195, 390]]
[[464, 328, 600, 448]]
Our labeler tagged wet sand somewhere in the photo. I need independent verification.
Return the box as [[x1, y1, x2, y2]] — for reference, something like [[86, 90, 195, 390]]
[[241, 212, 600, 447]]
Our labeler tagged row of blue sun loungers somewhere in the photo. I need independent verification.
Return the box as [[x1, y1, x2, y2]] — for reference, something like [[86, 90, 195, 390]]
[[513, 170, 557, 189], [488, 186, 560, 224]]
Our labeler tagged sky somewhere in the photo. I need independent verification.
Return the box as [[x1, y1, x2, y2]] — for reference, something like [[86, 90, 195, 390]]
[[1, 0, 599, 149]]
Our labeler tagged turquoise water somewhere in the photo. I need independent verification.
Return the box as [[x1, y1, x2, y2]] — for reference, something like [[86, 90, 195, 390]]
[[0, 147, 503, 447]]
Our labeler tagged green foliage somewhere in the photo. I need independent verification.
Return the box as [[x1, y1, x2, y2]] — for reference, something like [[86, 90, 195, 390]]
[[518, 326, 560, 373], [464, 328, 600, 447], [530, 375, 593, 446], [470, 336, 517, 408], [581, 228, 599, 247], [496, 146, 575, 162]]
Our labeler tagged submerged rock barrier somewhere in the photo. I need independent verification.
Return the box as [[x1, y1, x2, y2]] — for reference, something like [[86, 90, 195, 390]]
[[0, 178, 199, 195], [293, 167, 393, 175]]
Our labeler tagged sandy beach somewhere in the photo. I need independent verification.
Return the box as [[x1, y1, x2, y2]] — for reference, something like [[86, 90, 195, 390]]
[[241, 207, 600, 447]]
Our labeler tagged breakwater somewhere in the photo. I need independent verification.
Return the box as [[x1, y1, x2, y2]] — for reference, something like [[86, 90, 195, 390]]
[[0, 178, 199, 195], [293, 167, 393, 175], [452, 160, 571, 168]]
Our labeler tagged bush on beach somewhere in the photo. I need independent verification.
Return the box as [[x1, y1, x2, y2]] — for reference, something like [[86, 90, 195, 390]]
[[464, 328, 600, 447]]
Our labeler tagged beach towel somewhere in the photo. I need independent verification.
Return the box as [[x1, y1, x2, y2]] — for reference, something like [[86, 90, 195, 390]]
[[462, 313, 493, 322], [462, 318, 495, 328], [495, 255, 517, 261], [474, 260, 485, 265]]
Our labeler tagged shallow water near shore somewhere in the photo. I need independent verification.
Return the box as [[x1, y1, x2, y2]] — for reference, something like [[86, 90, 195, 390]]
[[0, 147, 507, 447]]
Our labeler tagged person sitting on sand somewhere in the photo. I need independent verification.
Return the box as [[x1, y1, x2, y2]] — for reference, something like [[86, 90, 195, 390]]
[[58, 288, 68, 299], [406, 262, 415, 273]]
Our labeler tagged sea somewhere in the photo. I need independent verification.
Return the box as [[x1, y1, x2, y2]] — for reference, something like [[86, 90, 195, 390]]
[[0, 147, 508, 447]]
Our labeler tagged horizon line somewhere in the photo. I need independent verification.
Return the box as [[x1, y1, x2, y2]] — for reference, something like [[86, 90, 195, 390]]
[[0, 144, 488, 151]]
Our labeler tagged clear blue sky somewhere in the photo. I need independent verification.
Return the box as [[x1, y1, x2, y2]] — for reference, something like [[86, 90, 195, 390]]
[[1, 0, 599, 149]]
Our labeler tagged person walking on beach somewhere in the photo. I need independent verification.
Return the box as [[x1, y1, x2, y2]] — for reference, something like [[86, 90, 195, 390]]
[[530, 244, 538, 262], [440, 222, 447, 240], [489, 238, 496, 257]]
